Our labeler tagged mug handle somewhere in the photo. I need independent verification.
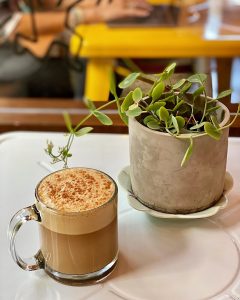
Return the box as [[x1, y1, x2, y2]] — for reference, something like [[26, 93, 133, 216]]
[[8, 204, 44, 271]]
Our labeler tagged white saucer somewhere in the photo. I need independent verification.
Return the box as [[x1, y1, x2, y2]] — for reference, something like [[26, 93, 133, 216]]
[[118, 166, 233, 219]]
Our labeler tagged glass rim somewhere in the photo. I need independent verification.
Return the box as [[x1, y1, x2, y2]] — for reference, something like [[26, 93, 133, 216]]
[[35, 167, 118, 216]]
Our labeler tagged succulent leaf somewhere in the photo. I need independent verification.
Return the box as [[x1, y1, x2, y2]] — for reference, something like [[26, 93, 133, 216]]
[[93, 111, 113, 125], [152, 81, 165, 102], [126, 107, 143, 117], [204, 122, 221, 140], [118, 72, 140, 88], [132, 87, 143, 103]]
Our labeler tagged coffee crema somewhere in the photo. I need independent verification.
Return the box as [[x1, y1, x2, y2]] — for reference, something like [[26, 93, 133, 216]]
[[37, 168, 115, 212]]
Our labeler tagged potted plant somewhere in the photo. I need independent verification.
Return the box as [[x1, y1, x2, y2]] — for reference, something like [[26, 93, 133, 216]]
[[46, 62, 239, 214]]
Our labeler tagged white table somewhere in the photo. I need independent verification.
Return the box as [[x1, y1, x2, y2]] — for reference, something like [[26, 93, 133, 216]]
[[0, 132, 240, 300]]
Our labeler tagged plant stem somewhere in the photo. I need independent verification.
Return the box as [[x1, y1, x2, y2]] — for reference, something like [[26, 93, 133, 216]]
[[200, 88, 208, 123], [74, 99, 119, 132]]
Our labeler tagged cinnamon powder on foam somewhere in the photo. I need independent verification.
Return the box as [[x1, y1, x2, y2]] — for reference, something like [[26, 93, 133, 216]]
[[37, 169, 115, 212]]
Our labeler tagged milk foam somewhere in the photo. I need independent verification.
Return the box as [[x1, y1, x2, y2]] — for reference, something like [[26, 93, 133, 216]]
[[37, 168, 115, 213], [36, 168, 117, 234]]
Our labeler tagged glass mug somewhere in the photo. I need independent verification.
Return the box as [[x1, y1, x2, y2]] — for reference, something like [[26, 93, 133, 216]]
[[8, 167, 118, 285]]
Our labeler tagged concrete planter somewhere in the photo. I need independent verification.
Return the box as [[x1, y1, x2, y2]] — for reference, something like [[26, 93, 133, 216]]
[[129, 102, 230, 214]]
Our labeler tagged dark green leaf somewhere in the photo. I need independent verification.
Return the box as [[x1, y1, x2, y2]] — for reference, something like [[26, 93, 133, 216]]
[[132, 87, 142, 103], [179, 82, 192, 94], [143, 115, 157, 125], [152, 81, 165, 102], [147, 101, 166, 111], [93, 111, 113, 125], [206, 105, 221, 116], [63, 112, 73, 133], [172, 79, 186, 90], [118, 72, 140, 89], [75, 127, 93, 137], [217, 89, 232, 99], [193, 86, 205, 98], [163, 94, 175, 103], [204, 122, 221, 140], [121, 91, 134, 113], [147, 120, 161, 130], [126, 107, 143, 117], [178, 103, 191, 115], [181, 137, 193, 167], [173, 100, 184, 112]]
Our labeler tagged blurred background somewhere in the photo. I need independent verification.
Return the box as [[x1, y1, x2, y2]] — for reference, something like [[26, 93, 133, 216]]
[[0, 0, 239, 132]]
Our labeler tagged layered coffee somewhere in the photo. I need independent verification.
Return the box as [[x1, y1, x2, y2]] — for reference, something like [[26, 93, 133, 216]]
[[36, 168, 118, 279]]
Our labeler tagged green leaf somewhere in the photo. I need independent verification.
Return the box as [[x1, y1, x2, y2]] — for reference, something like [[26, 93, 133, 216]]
[[179, 82, 192, 94], [188, 73, 207, 83], [158, 106, 169, 123], [84, 99, 96, 111], [147, 101, 166, 111], [172, 115, 179, 134], [172, 100, 184, 112], [217, 89, 232, 99], [118, 72, 140, 89], [190, 122, 205, 130], [152, 81, 165, 102], [206, 105, 221, 116], [128, 103, 138, 110], [143, 115, 157, 125], [132, 87, 142, 103], [109, 71, 117, 98], [120, 111, 129, 125], [126, 107, 142, 117], [147, 120, 161, 130], [172, 79, 186, 90], [148, 80, 159, 96], [175, 116, 185, 129], [46, 140, 54, 154], [210, 115, 220, 129], [121, 91, 134, 113], [93, 111, 113, 125], [181, 137, 193, 167], [116, 96, 128, 126], [193, 86, 205, 98], [159, 71, 169, 81], [165, 62, 177, 75], [163, 94, 175, 103], [75, 127, 93, 137], [178, 103, 190, 115], [63, 112, 73, 133], [157, 62, 176, 82], [204, 122, 221, 140]]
